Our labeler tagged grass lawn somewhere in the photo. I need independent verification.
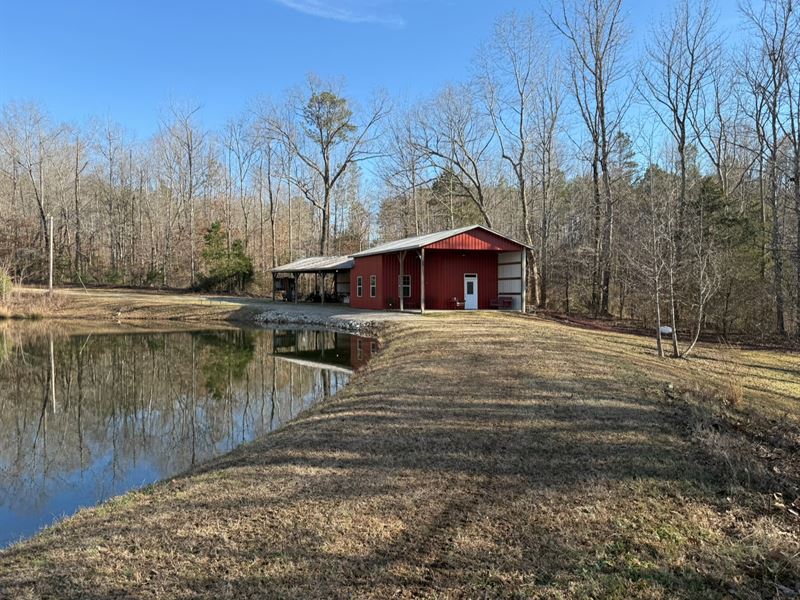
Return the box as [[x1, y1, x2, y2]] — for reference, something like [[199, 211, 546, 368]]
[[0, 308, 798, 599]]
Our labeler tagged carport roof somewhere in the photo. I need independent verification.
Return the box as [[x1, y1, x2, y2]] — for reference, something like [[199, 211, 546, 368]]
[[270, 256, 354, 273]]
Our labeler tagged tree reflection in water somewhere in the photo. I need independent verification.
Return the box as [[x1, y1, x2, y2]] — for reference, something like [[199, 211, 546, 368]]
[[0, 326, 373, 548]]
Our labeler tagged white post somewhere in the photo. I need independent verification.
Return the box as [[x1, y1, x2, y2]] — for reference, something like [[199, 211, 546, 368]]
[[398, 251, 406, 312], [48, 215, 54, 294]]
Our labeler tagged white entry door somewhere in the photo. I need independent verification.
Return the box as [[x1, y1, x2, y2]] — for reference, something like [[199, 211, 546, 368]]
[[464, 274, 478, 310]]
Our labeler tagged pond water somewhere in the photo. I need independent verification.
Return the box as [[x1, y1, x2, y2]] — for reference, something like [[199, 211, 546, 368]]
[[0, 325, 376, 548]]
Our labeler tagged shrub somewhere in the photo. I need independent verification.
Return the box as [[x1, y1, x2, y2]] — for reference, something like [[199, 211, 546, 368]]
[[145, 269, 163, 287], [105, 270, 124, 286], [716, 343, 745, 407], [719, 379, 744, 407]]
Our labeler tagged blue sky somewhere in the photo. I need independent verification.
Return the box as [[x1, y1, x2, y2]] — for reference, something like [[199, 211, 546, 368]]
[[0, 0, 746, 139]]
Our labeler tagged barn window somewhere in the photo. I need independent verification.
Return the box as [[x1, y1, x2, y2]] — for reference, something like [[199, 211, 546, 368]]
[[370, 275, 377, 297], [356, 276, 363, 297], [400, 274, 411, 298]]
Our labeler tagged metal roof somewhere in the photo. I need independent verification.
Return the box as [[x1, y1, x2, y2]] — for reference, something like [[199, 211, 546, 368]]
[[350, 225, 529, 258], [270, 227, 529, 271], [270, 255, 354, 273]]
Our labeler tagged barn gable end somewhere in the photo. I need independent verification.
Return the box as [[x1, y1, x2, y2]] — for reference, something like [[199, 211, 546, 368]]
[[423, 227, 525, 252]]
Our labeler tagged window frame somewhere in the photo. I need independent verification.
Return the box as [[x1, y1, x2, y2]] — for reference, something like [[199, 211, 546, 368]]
[[356, 275, 363, 297], [400, 274, 411, 299], [370, 275, 377, 298]]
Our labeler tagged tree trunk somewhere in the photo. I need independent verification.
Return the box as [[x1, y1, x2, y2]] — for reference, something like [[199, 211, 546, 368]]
[[74, 142, 82, 278], [187, 135, 196, 288], [590, 152, 602, 316], [795, 152, 800, 338], [320, 187, 330, 255], [540, 149, 551, 308], [258, 160, 265, 272], [769, 119, 786, 336], [668, 268, 680, 358], [654, 277, 663, 358], [600, 193, 613, 316], [519, 174, 541, 307], [599, 133, 614, 316]]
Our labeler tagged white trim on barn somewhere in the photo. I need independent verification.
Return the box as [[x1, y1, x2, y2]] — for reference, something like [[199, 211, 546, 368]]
[[497, 251, 524, 311]]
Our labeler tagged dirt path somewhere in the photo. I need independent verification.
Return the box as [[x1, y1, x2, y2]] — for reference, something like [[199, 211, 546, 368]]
[[0, 305, 798, 598]]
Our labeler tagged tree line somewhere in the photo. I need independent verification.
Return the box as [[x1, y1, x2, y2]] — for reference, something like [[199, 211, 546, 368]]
[[1, 0, 799, 344]]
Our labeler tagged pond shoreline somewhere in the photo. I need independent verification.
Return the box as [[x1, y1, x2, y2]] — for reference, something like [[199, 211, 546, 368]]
[[4, 287, 416, 337]]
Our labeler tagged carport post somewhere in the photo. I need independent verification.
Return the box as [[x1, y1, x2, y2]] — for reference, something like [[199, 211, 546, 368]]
[[320, 272, 325, 304], [419, 248, 425, 314]]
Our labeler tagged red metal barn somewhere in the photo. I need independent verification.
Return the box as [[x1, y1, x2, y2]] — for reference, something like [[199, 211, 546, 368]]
[[349, 226, 529, 312]]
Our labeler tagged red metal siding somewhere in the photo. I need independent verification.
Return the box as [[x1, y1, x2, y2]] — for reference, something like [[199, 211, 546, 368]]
[[424, 228, 523, 252], [351, 244, 505, 310], [424, 250, 498, 309], [350, 255, 384, 309], [381, 253, 421, 309]]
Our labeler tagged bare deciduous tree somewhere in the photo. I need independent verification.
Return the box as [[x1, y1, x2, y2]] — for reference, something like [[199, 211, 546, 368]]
[[415, 85, 498, 228], [741, 0, 795, 336], [551, 0, 630, 316], [267, 76, 387, 255]]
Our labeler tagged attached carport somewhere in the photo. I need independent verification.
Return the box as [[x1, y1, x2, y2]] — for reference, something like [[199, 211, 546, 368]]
[[269, 256, 354, 304]]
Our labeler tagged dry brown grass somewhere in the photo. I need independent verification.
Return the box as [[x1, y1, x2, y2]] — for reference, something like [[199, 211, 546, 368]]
[[0, 289, 72, 320], [8, 287, 268, 322], [0, 309, 798, 599]]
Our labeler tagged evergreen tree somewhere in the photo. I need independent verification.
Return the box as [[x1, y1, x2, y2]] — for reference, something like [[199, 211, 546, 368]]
[[200, 222, 254, 293]]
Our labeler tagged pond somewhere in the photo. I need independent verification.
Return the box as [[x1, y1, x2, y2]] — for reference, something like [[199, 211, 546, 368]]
[[0, 325, 377, 548]]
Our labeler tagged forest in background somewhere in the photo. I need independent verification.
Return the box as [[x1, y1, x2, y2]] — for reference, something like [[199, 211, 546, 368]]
[[1, 0, 799, 347]]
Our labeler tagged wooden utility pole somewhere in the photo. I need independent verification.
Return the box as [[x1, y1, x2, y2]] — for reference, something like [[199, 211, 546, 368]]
[[48, 215, 54, 293]]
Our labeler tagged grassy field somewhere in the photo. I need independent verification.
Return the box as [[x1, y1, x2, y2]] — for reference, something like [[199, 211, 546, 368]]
[[0, 287, 270, 322], [0, 298, 798, 598]]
